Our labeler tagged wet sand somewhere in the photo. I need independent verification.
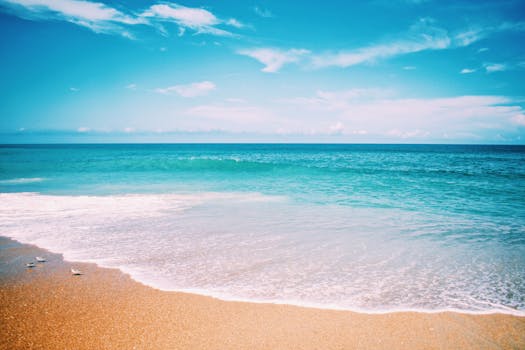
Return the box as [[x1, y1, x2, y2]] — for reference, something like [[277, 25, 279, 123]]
[[1, 236, 524, 350]]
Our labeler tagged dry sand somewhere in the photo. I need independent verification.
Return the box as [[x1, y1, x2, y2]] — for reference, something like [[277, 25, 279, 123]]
[[1, 236, 524, 350]]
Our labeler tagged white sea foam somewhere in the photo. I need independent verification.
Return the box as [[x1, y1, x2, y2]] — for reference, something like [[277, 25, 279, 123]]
[[1, 192, 523, 316], [0, 177, 45, 184]]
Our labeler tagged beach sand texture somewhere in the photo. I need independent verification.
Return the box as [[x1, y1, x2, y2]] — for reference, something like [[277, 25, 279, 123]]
[[1, 237, 524, 350]]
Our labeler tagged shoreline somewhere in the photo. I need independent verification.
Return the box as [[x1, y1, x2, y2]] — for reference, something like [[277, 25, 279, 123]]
[[1, 236, 524, 349], [5, 233, 524, 318], [4, 234, 523, 317]]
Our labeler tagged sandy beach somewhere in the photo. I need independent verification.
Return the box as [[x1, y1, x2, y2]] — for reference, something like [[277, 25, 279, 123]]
[[1, 236, 524, 350]]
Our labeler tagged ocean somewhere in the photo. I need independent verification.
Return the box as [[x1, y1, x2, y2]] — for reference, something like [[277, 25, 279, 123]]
[[1, 144, 524, 314]]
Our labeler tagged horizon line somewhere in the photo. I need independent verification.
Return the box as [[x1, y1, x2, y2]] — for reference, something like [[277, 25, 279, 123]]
[[1, 142, 524, 146]]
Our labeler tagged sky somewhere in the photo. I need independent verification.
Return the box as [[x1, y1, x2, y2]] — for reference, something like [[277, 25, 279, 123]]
[[1, 0, 525, 143]]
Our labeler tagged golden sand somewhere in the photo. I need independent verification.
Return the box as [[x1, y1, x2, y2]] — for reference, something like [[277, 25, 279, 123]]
[[1, 237, 524, 350]]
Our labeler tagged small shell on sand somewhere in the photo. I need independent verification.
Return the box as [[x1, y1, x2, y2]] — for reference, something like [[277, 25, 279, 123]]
[[71, 268, 83, 275]]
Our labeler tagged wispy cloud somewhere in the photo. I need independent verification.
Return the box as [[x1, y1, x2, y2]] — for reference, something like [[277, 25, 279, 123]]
[[125, 83, 137, 90], [253, 6, 273, 18], [0, 0, 244, 38], [461, 62, 523, 74], [238, 18, 525, 72], [155, 81, 216, 97], [142, 3, 241, 37], [453, 21, 525, 47], [311, 18, 450, 68], [498, 21, 525, 32], [484, 63, 507, 73], [237, 48, 310, 72], [226, 18, 244, 28], [1, 0, 144, 37], [144, 4, 217, 27], [454, 28, 483, 47]]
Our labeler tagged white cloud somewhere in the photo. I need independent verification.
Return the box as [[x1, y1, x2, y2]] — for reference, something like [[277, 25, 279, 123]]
[[237, 48, 310, 73], [282, 90, 525, 138], [484, 63, 506, 73], [1, 0, 244, 38], [144, 4, 217, 27], [125, 83, 137, 90], [77, 126, 90, 132], [454, 29, 483, 47], [2, 0, 143, 36], [142, 3, 240, 37], [226, 18, 243, 28], [155, 81, 216, 97], [312, 18, 450, 68], [462, 62, 524, 75], [3, 0, 139, 23], [69, 87, 79, 92]]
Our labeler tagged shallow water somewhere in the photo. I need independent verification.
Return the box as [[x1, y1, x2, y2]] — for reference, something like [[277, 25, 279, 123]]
[[1, 144, 524, 314]]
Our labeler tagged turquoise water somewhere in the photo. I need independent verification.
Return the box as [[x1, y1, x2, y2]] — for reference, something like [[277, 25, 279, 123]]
[[1, 144, 524, 313]]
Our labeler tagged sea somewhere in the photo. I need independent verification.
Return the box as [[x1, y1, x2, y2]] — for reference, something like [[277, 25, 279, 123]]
[[1, 144, 524, 315]]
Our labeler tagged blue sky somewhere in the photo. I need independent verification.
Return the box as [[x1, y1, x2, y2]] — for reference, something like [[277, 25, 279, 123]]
[[1, 0, 525, 143]]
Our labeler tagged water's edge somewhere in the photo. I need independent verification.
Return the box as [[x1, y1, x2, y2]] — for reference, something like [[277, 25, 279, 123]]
[[4, 235, 523, 317]]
